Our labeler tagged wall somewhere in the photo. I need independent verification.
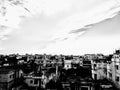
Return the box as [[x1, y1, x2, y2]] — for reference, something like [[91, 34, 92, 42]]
[[25, 78, 40, 87]]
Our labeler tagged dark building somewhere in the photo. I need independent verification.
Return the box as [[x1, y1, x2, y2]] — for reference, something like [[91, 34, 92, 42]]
[[0, 68, 23, 90]]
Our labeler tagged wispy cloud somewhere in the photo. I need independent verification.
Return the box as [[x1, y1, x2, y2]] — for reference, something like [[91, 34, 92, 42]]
[[51, 0, 120, 41], [0, 0, 120, 54], [0, 0, 30, 40], [1, 0, 120, 41]]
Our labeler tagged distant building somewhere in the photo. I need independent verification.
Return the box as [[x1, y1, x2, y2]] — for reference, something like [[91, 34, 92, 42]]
[[64, 60, 72, 70]]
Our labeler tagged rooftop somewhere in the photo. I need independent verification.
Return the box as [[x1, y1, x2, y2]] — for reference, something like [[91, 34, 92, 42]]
[[0, 69, 14, 74]]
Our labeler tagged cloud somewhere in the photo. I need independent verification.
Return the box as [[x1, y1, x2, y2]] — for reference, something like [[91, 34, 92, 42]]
[[0, 0, 44, 41], [0, 0, 31, 40], [40, 0, 120, 54], [51, 0, 120, 41], [69, 26, 91, 34], [0, 0, 120, 55], [1, 0, 120, 41], [42, 36, 120, 55], [0, 0, 72, 41]]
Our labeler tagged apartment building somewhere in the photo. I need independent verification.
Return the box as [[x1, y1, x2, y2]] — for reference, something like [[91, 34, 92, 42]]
[[64, 60, 72, 70], [110, 50, 120, 89], [24, 75, 41, 88], [106, 60, 112, 80], [91, 56, 107, 80], [0, 68, 23, 90]]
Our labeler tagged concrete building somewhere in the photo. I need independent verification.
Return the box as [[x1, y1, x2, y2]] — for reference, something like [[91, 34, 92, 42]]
[[24, 72, 41, 89], [91, 57, 107, 80], [0, 69, 23, 90], [64, 60, 72, 70], [106, 60, 112, 80], [110, 50, 120, 88]]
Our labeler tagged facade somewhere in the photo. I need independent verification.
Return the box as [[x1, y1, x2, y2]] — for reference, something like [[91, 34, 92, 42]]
[[110, 51, 120, 88], [0, 69, 14, 90], [24, 76, 41, 87], [61, 78, 94, 90], [0, 68, 23, 90], [91, 57, 107, 80], [106, 60, 112, 80], [64, 60, 72, 70]]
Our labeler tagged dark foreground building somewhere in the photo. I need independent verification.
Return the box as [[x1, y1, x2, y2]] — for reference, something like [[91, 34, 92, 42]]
[[0, 68, 23, 90]]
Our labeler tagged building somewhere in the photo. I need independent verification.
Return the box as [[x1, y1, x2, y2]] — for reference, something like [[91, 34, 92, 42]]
[[106, 55, 113, 81], [110, 50, 120, 89], [0, 68, 23, 90], [59, 67, 94, 90], [64, 60, 72, 70], [91, 55, 107, 80], [106, 60, 112, 80], [24, 72, 41, 89]]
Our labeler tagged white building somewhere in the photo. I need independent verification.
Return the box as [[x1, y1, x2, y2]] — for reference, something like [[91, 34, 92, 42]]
[[111, 52, 120, 88], [64, 60, 72, 70], [91, 58, 107, 80], [24, 73, 41, 87], [106, 61, 112, 80]]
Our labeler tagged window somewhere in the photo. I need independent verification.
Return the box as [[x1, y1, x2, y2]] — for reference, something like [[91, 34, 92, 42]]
[[13, 74, 15, 78], [115, 65, 119, 70], [94, 64, 96, 67], [109, 73, 112, 78], [94, 74, 97, 80], [67, 65, 69, 67], [10, 75, 12, 79], [81, 87, 89, 90], [116, 76, 119, 82], [93, 64, 96, 70], [34, 79, 38, 84], [65, 87, 71, 90], [30, 80, 33, 84]]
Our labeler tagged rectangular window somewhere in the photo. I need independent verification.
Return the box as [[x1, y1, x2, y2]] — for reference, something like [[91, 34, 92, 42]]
[[109, 73, 112, 79], [116, 76, 119, 82], [65, 87, 71, 90], [94, 64, 96, 67], [13, 74, 15, 78], [94, 74, 97, 80], [115, 65, 119, 70], [10, 75, 12, 79], [81, 87, 89, 90], [30, 80, 33, 84], [34, 79, 38, 84], [93, 64, 96, 70]]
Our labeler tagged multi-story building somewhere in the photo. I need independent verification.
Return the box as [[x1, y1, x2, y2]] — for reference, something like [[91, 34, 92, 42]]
[[110, 50, 120, 89], [0, 68, 23, 90], [64, 60, 72, 70], [106, 60, 112, 80], [24, 72, 41, 89], [91, 55, 107, 80]]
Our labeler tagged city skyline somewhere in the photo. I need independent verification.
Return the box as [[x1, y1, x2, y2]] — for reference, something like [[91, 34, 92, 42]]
[[0, 0, 120, 55]]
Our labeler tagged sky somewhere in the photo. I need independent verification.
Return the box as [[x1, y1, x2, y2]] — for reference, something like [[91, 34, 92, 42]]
[[0, 0, 120, 55]]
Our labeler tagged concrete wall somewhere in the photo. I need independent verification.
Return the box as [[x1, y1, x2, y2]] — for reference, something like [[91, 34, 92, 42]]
[[25, 78, 39, 87], [0, 71, 14, 83]]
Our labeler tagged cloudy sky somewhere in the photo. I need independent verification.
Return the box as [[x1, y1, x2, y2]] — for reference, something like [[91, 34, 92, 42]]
[[0, 0, 120, 55]]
